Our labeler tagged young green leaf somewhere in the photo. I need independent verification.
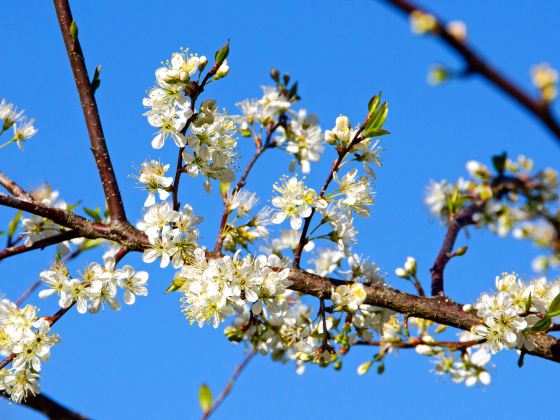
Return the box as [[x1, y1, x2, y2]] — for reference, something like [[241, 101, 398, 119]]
[[547, 293, 560, 317], [367, 92, 381, 115], [84, 207, 102, 222], [529, 316, 551, 332], [91, 65, 102, 94], [69, 20, 78, 41], [8, 211, 22, 238], [199, 384, 212, 412], [214, 40, 230, 67], [525, 293, 532, 313]]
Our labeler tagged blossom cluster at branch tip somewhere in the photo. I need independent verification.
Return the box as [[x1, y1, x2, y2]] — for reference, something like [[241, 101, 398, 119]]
[[0, 299, 59, 402], [271, 176, 326, 230], [470, 272, 560, 353], [425, 155, 560, 272], [39, 254, 149, 314], [0, 99, 38, 151]]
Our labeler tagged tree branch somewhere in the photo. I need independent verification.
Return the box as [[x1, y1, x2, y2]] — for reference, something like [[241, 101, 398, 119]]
[[286, 269, 560, 363], [0, 194, 147, 250], [379, 0, 560, 143], [2, 391, 89, 420], [213, 121, 280, 252], [354, 338, 483, 350], [430, 203, 480, 296], [201, 351, 256, 420], [52, 0, 128, 222], [0, 230, 80, 262], [0, 171, 34, 201]]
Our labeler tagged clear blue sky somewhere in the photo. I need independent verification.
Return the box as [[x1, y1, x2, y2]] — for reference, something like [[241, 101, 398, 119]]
[[1, 1, 559, 419]]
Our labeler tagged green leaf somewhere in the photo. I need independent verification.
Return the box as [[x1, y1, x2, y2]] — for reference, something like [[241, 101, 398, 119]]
[[529, 316, 551, 332], [69, 20, 78, 41], [84, 207, 102, 222], [8, 211, 22, 237], [365, 102, 389, 133], [214, 39, 230, 67], [362, 127, 390, 139], [492, 152, 507, 175], [91, 65, 102, 94], [525, 293, 532, 313], [199, 384, 212, 412], [547, 293, 560, 317], [80, 238, 104, 251], [367, 92, 381, 115]]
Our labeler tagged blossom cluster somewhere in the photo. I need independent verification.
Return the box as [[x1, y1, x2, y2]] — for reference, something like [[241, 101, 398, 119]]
[[0, 299, 59, 402], [425, 155, 560, 272], [178, 248, 291, 328], [0, 98, 38, 150], [236, 71, 323, 174], [220, 189, 272, 252], [39, 255, 149, 314], [143, 50, 236, 192], [468, 272, 559, 352], [139, 202, 202, 268]]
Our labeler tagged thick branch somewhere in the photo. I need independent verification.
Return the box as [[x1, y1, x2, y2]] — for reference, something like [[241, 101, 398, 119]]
[[2, 391, 89, 420], [379, 0, 560, 143], [52, 0, 128, 222], [287, 269, 560, 363], [0, 194, 147, 250]]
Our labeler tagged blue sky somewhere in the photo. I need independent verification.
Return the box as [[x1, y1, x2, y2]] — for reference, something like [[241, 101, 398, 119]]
[[1, 1, 559, 419]]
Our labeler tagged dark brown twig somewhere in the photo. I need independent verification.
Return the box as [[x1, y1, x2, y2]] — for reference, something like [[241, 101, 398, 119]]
[[213, 121, 280, 252], [52, 0, 128, 222], [430, 203, 480, 296], [292, 125, 365, 267], [379, 0, 560, 143]]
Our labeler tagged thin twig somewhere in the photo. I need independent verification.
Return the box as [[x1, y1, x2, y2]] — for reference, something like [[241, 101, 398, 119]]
[[213, 121, 280, 252], [52, 0, 128, 222], [171, 49, 229, 211], [201, 351, 256, 420], [293, 125, 365, 267], [430, 203, 480, 296], [379, 0, 560, 143]]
